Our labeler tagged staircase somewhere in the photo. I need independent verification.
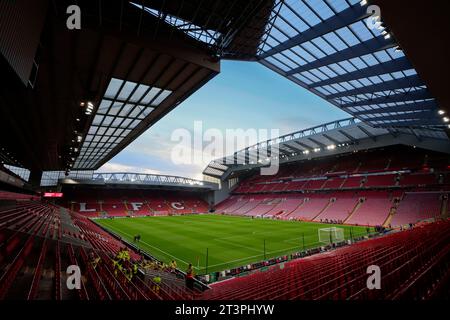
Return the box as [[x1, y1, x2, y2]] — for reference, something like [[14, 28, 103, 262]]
[[145, 202, 155, 215], [343, 199, 363, 224], [383, 195, 401, 227], [385, 159, 392, 171], [311, 198, 334, 221], [262, 199, 281, 217], [440, 195, 448, 219], [383, 206, 397, 227], [283, 199, 305, 219], [339, 178, 347, 189]]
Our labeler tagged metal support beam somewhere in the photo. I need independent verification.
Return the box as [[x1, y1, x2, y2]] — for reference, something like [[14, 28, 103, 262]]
[[244, 148, 260, 164], [308, 137, 326, 148], [259, 5, 370, 58], [310, 57, 412, 88], [257, 0, 284, 56], [366, 110, 435, 122], [286, 37, 396, 76], [341, 88, 431, 108], [386, 128, 399, 138], [409, 128, 423, 142], [244, 148, 250, 164], [284, 142, 306, 153], [378, 118, 444, 127], [279, 144, 295, 153], [338, 130, 358, 144], [357, 125, 377, 141], [322, 134, 342, 145], [327, 75, 423, 100], [295, 141, 315, 150], [353, 100, 437, 116]]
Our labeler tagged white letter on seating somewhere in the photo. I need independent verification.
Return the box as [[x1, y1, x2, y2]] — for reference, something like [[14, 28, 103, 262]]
[[171, 202, 184, 210], [66, 265, 81, 290], [366, 265, 381, 290], [130, 202, 143, 211]]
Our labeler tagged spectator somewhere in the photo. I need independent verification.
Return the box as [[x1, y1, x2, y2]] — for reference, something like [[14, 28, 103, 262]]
[[116, 247, 130, 262], [152, 276, 161, 293], [89, 251, 101, 270], [185, 263, 195, 290], [170, 260, 177, 272]]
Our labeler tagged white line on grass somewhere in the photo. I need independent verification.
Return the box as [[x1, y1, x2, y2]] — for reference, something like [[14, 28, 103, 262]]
[[214, 229, 280, 242], [205, 244, 306, 269], [101, 217, 361, 272], [104, 222, 304, 271], [183, 217, 232, 224], [100, 223, 197, 269], [212, 238, 262, 253], [282, 234, 317, 244]]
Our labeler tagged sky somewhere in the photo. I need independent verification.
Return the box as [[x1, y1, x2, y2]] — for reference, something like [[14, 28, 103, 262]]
[[98, 60, 349, 180]]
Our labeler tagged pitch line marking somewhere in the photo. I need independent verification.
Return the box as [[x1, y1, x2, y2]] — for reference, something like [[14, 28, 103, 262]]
[[100, 218, 362, 271], [99, 223, 197, 269], [104, 222, 302, 270], [205, 244, 307, 269], [283, 234, 317, 244], [212, 238, 262, 253]]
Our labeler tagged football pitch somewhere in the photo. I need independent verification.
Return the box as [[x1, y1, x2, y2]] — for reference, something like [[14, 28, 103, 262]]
[[96, 214, 372, 274]]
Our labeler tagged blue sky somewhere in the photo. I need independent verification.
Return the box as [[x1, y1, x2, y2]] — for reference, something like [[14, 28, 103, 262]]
[[98, 60, 349, 179]]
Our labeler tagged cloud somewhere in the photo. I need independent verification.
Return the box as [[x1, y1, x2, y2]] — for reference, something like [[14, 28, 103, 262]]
[[103, 122, 284, 181], [99, 161, 205, 181], [98, 61, 349, 181], [275, 116, 322, 135], [98, 162, 162, 175]]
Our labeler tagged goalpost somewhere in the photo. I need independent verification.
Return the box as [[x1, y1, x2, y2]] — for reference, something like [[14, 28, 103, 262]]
[[318, 227, 345, 244]]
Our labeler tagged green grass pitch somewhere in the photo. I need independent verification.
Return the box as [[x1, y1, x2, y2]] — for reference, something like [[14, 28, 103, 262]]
[[95, 214, 371, 274]]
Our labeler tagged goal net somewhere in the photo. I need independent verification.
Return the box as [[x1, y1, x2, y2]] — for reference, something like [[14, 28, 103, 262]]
[[318, 227, 344, 244]]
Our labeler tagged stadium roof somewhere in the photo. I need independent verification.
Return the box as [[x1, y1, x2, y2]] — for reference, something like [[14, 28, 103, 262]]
[[1, 0, 448, 184], [0, 0, 274, 176], [70, 173, 217, 190], [129, 0, 274, 59], [45, 170, 218, 190], [203, 117, 450, 179], [71, 0, 278, 170], [256, 0, 447, 131]]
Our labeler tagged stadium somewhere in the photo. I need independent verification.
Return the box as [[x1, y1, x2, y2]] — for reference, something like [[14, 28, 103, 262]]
[[0, 0, 449, 307]]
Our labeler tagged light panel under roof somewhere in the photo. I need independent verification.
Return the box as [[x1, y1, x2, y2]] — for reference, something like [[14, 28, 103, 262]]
[[74, 78, 172, 169]]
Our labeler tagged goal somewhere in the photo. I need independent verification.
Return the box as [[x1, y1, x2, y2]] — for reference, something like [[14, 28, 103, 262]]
[[318, 227, 344, 244]]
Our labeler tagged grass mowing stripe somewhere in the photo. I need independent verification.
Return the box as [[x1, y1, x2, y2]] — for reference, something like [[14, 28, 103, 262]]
[[98, 220, 195, 268], [96, 214, 371, 274], [211, 237, 263, 253], [206, 244, 318, 269]]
